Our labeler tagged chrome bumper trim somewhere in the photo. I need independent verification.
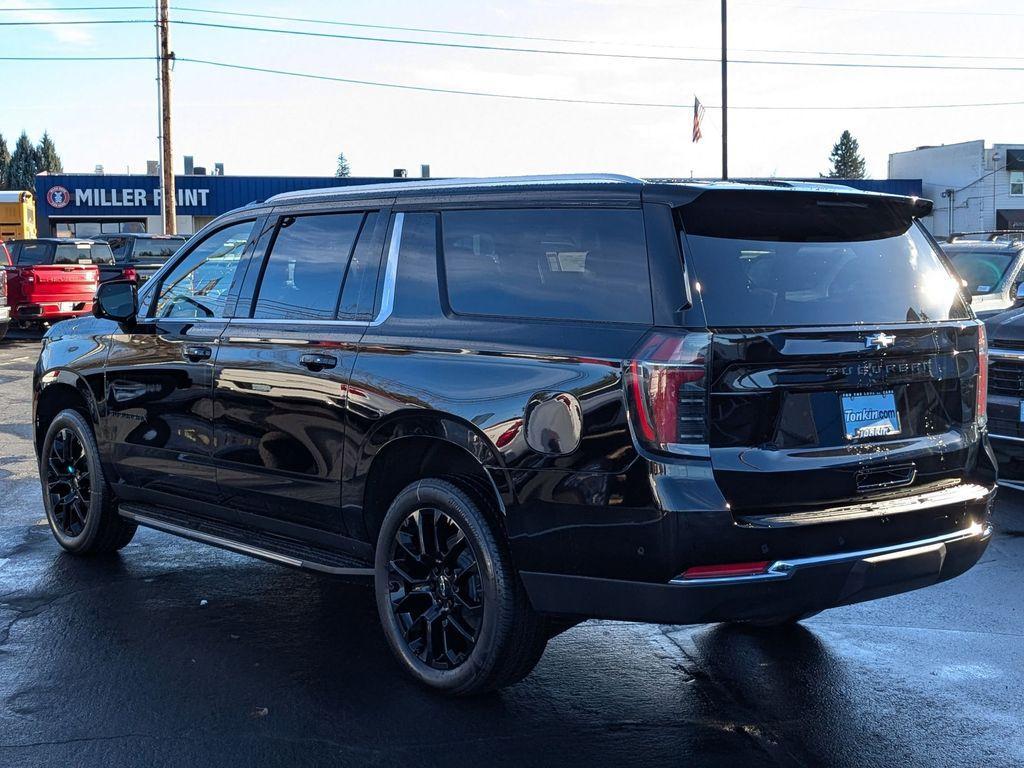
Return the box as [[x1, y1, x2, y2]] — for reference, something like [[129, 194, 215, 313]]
[[671, 522, 992, 586], [989, 433, 1024, 444]]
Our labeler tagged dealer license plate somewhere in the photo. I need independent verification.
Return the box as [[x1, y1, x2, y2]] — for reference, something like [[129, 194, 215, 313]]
[[841, 390, 901, 440]]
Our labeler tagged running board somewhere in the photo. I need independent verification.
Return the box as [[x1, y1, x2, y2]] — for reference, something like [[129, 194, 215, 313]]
[[118, 503, 374, 577]]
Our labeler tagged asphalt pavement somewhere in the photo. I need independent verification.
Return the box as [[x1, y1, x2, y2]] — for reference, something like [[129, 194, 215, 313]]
[[1, 330, 1022, 768]]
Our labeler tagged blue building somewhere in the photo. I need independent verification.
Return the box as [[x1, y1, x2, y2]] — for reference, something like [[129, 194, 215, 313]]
[[34, 173, 397, 238]]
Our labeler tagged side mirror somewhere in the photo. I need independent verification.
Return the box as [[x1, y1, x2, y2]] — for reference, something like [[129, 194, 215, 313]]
[[1016, 283, 1024, 301], [93, 279, 138, 323]]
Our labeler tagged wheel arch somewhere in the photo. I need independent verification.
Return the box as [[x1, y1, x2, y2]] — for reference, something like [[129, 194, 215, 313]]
[[35, 373, 100, 458], [358, 425, 510, 547]]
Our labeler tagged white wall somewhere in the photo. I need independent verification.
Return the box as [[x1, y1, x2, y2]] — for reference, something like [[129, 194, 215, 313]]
[[888, 140, 985, 236]]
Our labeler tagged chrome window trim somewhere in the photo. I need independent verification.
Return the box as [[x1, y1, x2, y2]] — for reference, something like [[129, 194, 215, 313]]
[[670, 521, 992, 587], [161, 212, 405, 329]]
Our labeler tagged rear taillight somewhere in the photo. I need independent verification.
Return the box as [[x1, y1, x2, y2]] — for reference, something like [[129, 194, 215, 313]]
[[122, 267, 138, 282], [624, 331, 711, 454], [977, 324, 988, 427]]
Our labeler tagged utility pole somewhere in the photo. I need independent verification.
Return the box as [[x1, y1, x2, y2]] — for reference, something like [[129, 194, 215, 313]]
[[158, 0, 176, 234], [721, 0, 728, 180]]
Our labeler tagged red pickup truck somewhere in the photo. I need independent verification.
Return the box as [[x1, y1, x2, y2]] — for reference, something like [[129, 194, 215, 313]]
[[0, 242, 10, 340], [3, 239, 107, 327]]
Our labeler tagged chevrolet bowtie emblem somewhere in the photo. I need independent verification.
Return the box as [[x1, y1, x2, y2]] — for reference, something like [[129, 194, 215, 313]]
[[865, 332, 896, 350]]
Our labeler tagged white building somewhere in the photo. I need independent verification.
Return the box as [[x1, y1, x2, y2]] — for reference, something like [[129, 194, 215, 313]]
[[888, 140, 1024, 236]]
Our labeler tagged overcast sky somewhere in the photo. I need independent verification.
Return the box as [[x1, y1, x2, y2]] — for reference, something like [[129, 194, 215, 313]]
[[1, 0, 1022, 180]]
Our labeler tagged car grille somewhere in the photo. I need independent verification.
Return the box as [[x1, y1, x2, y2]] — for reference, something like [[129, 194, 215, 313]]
[[989, 358, 1024, 398]]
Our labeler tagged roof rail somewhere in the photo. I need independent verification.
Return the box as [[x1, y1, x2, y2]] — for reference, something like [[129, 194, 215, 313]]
[[265, 173, 645, 204]]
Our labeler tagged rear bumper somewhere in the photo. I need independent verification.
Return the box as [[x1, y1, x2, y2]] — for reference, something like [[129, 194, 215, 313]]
[[12, 301, 92, 320], [521, 521, 992, 624]]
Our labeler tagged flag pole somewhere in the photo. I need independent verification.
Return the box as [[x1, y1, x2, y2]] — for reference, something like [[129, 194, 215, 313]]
[[721, 0, 728, 180]]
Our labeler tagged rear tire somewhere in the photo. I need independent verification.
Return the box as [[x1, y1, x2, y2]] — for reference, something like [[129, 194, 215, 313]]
[[40, 409, 137, 555], [374, 478, 547, 695]]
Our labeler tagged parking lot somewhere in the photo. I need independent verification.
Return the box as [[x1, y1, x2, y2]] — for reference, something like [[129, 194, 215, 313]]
[[0, 331, 1021, 768]]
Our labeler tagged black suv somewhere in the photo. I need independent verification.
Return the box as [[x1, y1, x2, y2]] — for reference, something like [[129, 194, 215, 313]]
[[92, 233, 189, 284], [34, 175, 995, 695]]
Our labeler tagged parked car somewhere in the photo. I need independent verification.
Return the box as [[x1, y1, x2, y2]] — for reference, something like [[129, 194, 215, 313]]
[[5, 239, 104, 327], [939, 232, 1024, 317], [93, 233, 188, 284], [0, 241, 10, 341], [34, 175, 995, 695], [981, 307, 1024, 488]]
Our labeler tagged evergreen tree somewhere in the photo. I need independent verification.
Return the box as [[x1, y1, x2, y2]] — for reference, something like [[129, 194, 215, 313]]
[[335, 152, 351, 178], [36, 131, 63, 174], [7, 132, 40, 191], [0, 134, 10, 190], [825, 130, 867, 179]]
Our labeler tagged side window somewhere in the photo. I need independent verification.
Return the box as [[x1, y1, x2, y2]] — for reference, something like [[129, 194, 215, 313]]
[[154, 221, 254, 319], [252, 212, 364, 320], [106, 237, 129, 260], [337, 211, 382, 318], [441, 208, 651, 323]]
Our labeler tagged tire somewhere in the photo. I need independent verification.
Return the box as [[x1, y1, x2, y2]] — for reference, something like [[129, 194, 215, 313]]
[[374, 478, 547, 696], [0, 322, 8, 342], [40, 409, 137, 555]]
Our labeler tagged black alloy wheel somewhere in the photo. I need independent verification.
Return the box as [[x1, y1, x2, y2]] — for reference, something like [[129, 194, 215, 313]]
[[374, 478, 550, 695], [387, 507, 484, 670], [45, 427, 92, 537], [40, 408, 137, 555]]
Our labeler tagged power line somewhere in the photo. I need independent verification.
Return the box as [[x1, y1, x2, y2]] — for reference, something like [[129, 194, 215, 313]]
[[0, 19, 148, 25], [0, 55, 152, 60], [169, 5, 1024, 62], [0, 4, 149, 9], [736, 1, 1024, 17], [170, 19, 1024, 73], [176, 56, 1024, 111]]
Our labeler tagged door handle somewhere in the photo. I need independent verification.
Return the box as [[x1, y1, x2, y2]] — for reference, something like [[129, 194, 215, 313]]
[[299, 353, 337, 371], [183, 344, 212, 362]]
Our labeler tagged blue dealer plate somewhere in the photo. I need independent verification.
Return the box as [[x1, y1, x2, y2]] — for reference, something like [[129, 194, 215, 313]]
[[841, 390, 901, 440]]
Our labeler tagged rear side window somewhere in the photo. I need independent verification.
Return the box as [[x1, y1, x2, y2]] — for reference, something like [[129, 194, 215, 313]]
[[441, 208, 652, 323], [253, 212, 364, 320], [90, 243, 114, 264]]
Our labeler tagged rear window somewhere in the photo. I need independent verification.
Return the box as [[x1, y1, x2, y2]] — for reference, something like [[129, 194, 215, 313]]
[[943, 248, 1016, 294], [129, 237, 186, 264], [679, 192, 971, 326], [52, 242, 114, 265], [441, 208, 651, 323]]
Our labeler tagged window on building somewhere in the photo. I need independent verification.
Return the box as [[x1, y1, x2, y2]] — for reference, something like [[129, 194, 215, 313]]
[[252, 212, 365, 320], [442, 208, 652, 323], [1011, 171, 1024, 197]]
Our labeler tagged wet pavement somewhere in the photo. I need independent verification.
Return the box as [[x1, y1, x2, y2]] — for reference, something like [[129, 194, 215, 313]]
[[1, 330, 1022, 767]]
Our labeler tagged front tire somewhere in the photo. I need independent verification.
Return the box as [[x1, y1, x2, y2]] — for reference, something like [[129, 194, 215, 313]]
[[40, 409, 137, 555], [374, 478, 547, 695]]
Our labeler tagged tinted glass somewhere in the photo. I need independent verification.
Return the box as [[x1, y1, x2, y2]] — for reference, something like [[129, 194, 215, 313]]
[[943, 249, 1015, 294], [442, 209, 651, 323], [680, 195, 970, 326], [130, 237, 186, 264], [90, 243, 115, 264], [254, 212, 363, 320], [16, 243, 49, 265], [154, 221, 253, 319], [105, 236, 130, 259], [54, 243, 96, 264], [337, 212, 382, 318]]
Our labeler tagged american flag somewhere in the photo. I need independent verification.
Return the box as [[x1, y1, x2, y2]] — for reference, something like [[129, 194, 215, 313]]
[[693, 97, 705, 143]]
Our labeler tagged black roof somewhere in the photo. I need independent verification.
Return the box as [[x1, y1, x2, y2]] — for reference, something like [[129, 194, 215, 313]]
[[8, 238, 106, 245], [260, 173, 928, 211]]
